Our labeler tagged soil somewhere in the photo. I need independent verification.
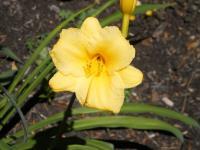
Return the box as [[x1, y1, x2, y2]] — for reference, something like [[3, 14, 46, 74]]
[[0, 0, 200, 150]]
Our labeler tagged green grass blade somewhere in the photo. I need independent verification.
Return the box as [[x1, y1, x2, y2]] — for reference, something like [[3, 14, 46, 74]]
[[8, 114, 182, 143], [0, 70, 17, 81], [0, 140, 11, 150], [11, 139, 36, 150], [10, 138, 113, 150], [0, 70, 17, 88], [121, 103, 200, 128], [0, 63, 54, 127], [86, 138, 114, 150], [0, 85, 28, 142], [72, 104, 199, 128], [101, 3, 175, 26], [67, 144, 98, 150], [73, 116, 184, 142], [0, 46, 22, 63], [6, 102, 198, 142], [73, 104, 199, 128], [0, 70, 17, 109], [16, 57, 51, 96]]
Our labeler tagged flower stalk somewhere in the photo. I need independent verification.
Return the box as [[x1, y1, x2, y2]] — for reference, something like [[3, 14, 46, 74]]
[[120, 0, 137, 37]]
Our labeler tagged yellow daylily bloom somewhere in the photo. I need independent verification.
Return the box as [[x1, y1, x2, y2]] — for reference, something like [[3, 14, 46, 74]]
[[49, 17, 143, 113]]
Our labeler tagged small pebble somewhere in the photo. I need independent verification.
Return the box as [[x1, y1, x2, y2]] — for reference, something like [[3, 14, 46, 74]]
[[161, 96, 174, 107], [49, 5, 60, 13]]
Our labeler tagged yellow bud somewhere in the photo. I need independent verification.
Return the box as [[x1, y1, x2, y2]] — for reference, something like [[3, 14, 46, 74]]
[[129, 15, 136, 21], [145, 10, 153, 16], [120, 0, 137, 15]]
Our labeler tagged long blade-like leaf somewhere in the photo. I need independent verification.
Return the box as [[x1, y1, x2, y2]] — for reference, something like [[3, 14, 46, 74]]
[[67, 145, 98, 150], [0, 140, 11, 150], [73, 116, 184, 142], [0, 85, 28, 142], [72, 104, 199, 128], [11, 139, 36, 150], [0, 70, 17, 80], [0, 46, 22, 63], [85, 138, 114, 150], [6, 102, 199, 142], [121, 103, 200, 128], [5, 115, 183, 142], [11, 137, 113, 150]]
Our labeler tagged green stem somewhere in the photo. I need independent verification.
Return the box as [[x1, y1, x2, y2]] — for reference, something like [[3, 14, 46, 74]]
[[121, 14, 130, 38]]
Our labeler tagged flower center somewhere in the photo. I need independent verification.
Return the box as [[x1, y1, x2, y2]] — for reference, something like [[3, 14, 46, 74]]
[[84, 54, 105, 77]]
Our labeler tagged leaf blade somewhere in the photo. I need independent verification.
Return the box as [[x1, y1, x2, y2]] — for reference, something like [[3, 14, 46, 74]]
[[73, 116, 184, 142], [0, 140, 11, 150], [85, 138, 114, 150], [0, 46, 22, 63]]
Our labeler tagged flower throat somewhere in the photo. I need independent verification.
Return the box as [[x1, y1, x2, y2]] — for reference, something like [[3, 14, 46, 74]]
[[84, 54, 105, 77]]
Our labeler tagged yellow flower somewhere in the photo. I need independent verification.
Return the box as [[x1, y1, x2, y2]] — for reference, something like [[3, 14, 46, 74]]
[[49, 17, 143, 113], [120, 0, 137, 15]]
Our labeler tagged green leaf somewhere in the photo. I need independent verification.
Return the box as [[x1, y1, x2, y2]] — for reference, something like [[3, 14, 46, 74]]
[[0, 46, 22, 63], [101, 3, 175, 26], [11, 139, 36, 150], [0, 70, 16, 80], [0, 70, 17, 86], [0, 140, 11, 150], [9, 112, 181, 143], [72, 104, 199, 128], [0, 97, 7, 110], [73, 116, 184, 142], [6, 103, 199, 143], [121, 103, 200, 128], [67, 144, 99, 150], [0, 85, 28, 142], [85, 138, 114, 150], [58, 10, 74, 20]]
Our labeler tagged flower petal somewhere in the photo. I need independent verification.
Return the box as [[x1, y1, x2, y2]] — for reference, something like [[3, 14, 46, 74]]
[[84, 72, 125, 113], [81, 17, 102, 38], [118, 65, 143, 88], [50, 28, 89, 76], [75, 76, 92, 105], [49, 72, 76, 92]]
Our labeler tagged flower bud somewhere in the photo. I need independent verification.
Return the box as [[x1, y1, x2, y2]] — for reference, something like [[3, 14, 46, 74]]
[[120, 0, 137, 15]]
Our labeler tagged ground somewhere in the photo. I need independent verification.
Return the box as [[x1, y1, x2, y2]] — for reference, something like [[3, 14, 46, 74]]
[[0, 0, 200, 149]]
